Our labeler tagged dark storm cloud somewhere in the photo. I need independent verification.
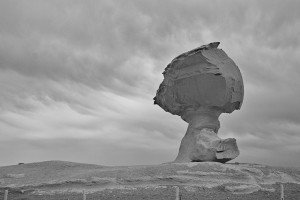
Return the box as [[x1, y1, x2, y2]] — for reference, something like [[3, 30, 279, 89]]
[[1, 0, 298, 97], [0, 0, 163, 98], [0, 0, 300, 166]]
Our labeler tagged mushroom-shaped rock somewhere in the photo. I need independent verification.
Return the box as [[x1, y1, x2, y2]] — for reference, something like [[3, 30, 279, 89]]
[[154, 42, 244, 163]]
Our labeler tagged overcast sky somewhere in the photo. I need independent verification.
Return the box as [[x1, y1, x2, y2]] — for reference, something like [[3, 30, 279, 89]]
[[0, 0, 300, 167]]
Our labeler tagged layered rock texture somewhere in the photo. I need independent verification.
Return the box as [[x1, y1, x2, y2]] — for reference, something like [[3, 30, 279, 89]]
[[1, 161, 300, 199], [154, 42, 244, 163]]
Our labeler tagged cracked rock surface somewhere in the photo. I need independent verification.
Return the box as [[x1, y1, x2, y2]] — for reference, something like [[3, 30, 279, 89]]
[[1, 161, 300, 199]]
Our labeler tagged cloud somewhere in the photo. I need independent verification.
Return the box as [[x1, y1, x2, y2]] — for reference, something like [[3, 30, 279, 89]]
[[0, 0, 299, 167]]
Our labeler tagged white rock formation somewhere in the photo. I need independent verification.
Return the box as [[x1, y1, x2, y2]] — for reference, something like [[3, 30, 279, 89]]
[[154, 42, 244, 163]]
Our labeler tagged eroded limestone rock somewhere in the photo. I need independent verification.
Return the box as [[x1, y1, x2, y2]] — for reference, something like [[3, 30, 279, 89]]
[[154, 42, 244, 163]]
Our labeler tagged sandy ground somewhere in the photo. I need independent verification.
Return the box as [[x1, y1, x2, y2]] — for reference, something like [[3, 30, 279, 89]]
[[0, 161, 300, 199]]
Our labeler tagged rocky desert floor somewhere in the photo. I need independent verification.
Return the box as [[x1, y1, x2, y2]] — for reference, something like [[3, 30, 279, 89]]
[[0, 161, 300, 199]]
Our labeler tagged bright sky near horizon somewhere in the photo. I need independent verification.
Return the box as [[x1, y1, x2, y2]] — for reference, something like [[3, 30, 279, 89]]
[[0, 0, 300, 167]]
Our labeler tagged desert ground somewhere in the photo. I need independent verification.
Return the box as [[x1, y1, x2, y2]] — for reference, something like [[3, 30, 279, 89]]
[[0, 161, 300, 199]]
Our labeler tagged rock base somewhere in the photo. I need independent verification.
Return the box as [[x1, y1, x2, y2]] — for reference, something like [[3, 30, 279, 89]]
[[175, 128, 239, 163], [174, 108, 239, 163], [191, 128, 239, 163]]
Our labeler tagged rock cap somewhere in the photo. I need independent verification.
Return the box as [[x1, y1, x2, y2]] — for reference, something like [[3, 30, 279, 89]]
[[154, 42, 244, 117]]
